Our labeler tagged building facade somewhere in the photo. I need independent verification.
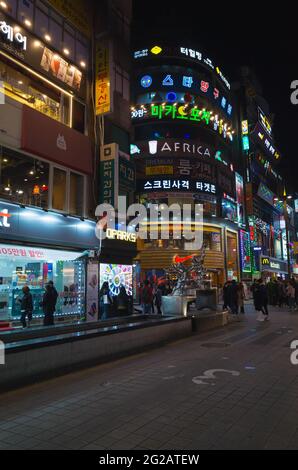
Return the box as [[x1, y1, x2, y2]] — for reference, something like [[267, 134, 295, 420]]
[[0, 0, 105, 323], [131, 44, 245, 287], [239, 66, 293, 281]]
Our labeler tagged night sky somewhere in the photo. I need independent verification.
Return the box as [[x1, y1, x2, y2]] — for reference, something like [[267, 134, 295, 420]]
[[131, 1, 298, 192]]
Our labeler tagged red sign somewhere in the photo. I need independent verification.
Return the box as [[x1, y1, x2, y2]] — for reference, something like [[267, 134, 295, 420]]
[[21, 107, 93, 174]]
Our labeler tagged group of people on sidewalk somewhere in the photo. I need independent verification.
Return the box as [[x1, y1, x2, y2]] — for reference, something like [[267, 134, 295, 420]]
[[99, 282, 133, 320], [223, 276, 298, 322], [19, 281, 58, 328], [139, 280, 172, 315], [223, 280, 246, 318]]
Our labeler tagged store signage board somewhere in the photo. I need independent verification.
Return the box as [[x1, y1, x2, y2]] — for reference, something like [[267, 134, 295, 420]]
[[133, 45, 231, 90], [0, 201, 98, 249], [139, 178, 217, 194], [136, 71, 233, 117], [106, 229, 137, 243], [131, 105, 234, 142], [0, 12, 85, 97], [96, 40, 112, 115], [252, 122, 281, 161], [258, 108, 272, 137], [0, 208, 11, 228], [131, 139, 213, 158], [260, 256, 288, 274], [0, 20, 27, 50]]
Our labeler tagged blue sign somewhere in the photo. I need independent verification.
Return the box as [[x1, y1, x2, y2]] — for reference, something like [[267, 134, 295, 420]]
[[162, 75, 174, 86], [242, 136, 250, 151], [0, 201, 98, 249], [166, 92, 177, 102], [182, 76, 193, 88], [140, 75, 152, 88]]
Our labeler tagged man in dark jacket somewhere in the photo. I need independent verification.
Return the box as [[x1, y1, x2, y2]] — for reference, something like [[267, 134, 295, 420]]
[[19, 285, 33, 328], [42, 283, 58, 326]]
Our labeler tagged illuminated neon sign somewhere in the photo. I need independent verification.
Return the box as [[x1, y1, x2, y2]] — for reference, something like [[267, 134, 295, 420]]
[[0, 20, 27, 50], [0, 208, 11, 228], [142, 179, 216, 193], [258, 108, 272, 137], [151, 104, 211, 124], [133, 45, 231, 90], [131, 104, 234, 141], [106, 229, 137, 243], [140, 75, 152, 88]]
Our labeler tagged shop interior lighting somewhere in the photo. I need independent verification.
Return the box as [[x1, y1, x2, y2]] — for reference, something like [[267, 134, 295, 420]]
[[0, 2, 8, 9]]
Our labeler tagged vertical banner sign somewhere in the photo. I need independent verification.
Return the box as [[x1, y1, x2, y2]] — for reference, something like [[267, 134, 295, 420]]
[[86, 262, 99, 322], [100, 143, 119, 207], [235, 172, 245, 227], [95, 40, 112, 115]]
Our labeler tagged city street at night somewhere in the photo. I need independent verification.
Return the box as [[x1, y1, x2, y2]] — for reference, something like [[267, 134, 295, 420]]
[[1, 0, 298, 458], [1, 303, 298, 451]]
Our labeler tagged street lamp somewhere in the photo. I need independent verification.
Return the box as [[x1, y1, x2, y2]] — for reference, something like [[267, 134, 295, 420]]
[[274, 191, 293, 278]]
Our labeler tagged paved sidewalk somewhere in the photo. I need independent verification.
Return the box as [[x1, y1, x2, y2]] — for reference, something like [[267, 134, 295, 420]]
[[1, 304, 298, 450]]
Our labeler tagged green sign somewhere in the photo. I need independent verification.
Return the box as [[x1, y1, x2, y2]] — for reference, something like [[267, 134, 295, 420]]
[[151, 104, 211, 124]]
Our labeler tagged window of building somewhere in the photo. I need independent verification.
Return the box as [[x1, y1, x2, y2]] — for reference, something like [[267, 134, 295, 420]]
[[0, 58, 71, 126], [0, 148, 49, 208], [72, 99, 86, 134], [115, 65, 130, 101], [203, 230, 221, 251], [4, 0, 17, 18], [69, 172, 84, 216], [52, 167, 67, 212], [17, 0, 34, 26], [226, 231, 239, 281], [35, 5, 49, 38]]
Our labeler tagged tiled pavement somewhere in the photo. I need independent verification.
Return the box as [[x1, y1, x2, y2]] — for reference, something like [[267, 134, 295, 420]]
[[1, 303, 298, 450]]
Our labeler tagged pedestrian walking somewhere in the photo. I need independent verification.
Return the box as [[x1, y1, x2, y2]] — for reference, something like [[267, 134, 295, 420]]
[[141, 280, 153, 314], [99, 281, 112, 320], [229, 280, 239, 316], [42, 283, 58, 326], [255, 279, 269, 321], [237, 282, 245, 314], [223, 281, 231, 310], [18, 285, 33, 328], [155, 285, 163, 315]]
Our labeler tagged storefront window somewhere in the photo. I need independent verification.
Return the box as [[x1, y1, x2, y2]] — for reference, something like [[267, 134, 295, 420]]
[[52, 167, 67, 212], [0, 59, 70, 125], [0, 244, 85, 322], [203, 230, 221, 251], [227, 231, 239, 280], [0, 149, 49, 208], [69, 172, 84, 216]]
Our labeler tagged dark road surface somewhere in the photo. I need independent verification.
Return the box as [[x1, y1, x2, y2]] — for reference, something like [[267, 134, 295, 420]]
[[1, 303, 298, 450]]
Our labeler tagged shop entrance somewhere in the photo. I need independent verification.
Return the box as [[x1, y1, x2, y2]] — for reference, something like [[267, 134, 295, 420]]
[[0, 244, 85, 322]]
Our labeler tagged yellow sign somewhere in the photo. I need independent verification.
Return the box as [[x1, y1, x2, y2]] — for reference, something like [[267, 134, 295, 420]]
[[95, 41, 111, 116], [294, 242, 298, 255], [146, 166, 173, 176], [48, 0, 91, 37], [151, 46, 162, 55]]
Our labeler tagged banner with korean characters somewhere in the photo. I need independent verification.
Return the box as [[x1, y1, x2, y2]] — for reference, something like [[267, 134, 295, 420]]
[[137, 157, 217, 183], [95, 40, 113, 116]]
